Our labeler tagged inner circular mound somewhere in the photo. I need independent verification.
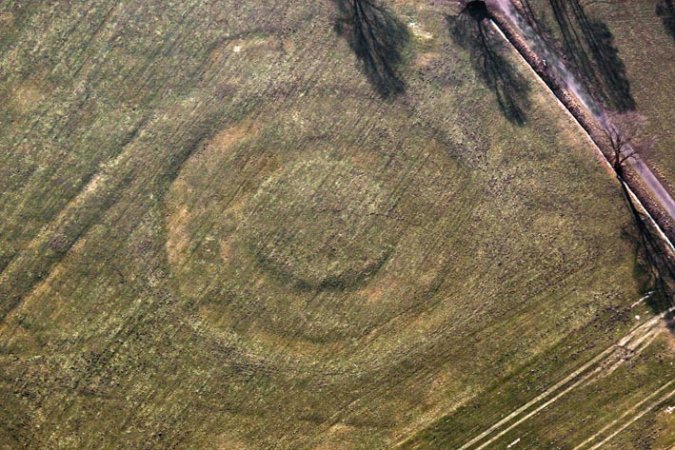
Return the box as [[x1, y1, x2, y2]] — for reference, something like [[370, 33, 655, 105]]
[[244, 154, 397, 290]]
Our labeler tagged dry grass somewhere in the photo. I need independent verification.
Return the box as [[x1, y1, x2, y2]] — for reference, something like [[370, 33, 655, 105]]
[[0, 1, 671, 449]]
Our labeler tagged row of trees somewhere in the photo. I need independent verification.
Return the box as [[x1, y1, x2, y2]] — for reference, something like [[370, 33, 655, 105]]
[[338, 0, 654, 176]]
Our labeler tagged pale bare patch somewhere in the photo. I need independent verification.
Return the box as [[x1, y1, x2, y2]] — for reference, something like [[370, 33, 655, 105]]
[[0, 11, 14, 28], [209, 35, 277, 65], [414, 52, 441, 70], [219, 236, 233, 262], [418, 269, 440, 290], [166, 203, 190, 267], [366, 284, 386, 303], [12, 80, 48, 114], [165, 120, 260, 268], [82, 172, 104, 195], [247, 323, 335, 360], [408, 21, 434, 41], [225, 196, 248, 219], [213, 432, 248, 450], [281, 37, 297, 55], [209, 121, 258, 151], [360, 276, 399, 304], [314, 423, 358, 450], [231, 36, 276, 53]]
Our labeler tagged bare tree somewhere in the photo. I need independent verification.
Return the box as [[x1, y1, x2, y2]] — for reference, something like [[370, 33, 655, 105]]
[[603, 111, 655, 177]]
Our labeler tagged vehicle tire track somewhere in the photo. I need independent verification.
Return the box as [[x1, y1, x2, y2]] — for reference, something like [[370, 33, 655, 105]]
[[456, 306, 673, 450], [585, 384, 675, 450], [571, 379, 674, 450]]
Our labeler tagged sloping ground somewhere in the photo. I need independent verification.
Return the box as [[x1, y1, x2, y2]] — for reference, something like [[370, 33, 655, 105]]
[[514, 0, 675, 196], [0, 1, 671, 449]]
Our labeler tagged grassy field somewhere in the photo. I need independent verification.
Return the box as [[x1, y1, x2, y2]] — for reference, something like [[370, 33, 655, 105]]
[[0, 0, 672, 448], [517, 0, 675, 194], [468, 327, 675, 450]]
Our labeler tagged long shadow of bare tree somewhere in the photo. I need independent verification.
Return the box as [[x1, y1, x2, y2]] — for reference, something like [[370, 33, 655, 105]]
[[448, 2, 531, 125], [333, 0, 410, 99], [619, 181, 675, 315], [525, 0, 635, 112], [656, 0, 675, 40]]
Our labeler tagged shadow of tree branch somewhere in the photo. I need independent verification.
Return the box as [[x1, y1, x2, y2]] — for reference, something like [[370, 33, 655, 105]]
[[546, 0, 634, 111], [332, 0, 410, 99], [448, 2, 531, 125], [656, 0, 675, 40], [619, 181, 675, 315]]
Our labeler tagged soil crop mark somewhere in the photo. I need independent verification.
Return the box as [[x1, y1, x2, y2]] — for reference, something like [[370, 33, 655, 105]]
[[0, 142, 133, 321], [0, 5, 315, 322], [455, 305, 674, 450]]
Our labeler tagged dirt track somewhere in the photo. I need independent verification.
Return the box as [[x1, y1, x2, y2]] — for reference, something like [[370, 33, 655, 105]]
[[455, 305, 674, 450], [486, 0, 675, 248]]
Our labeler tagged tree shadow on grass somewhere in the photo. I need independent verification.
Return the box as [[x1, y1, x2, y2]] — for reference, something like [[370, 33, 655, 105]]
[[448, 2, 531, 125], [656, 0, 675, 40], [546, 0, 635, 112], [620, 182, 675, 315], [519, 0, 557, 39], [333, 0, 410, 99]]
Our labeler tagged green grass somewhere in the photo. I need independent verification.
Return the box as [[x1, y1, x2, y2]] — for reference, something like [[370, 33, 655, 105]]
[[0, 1, 671, 449]]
